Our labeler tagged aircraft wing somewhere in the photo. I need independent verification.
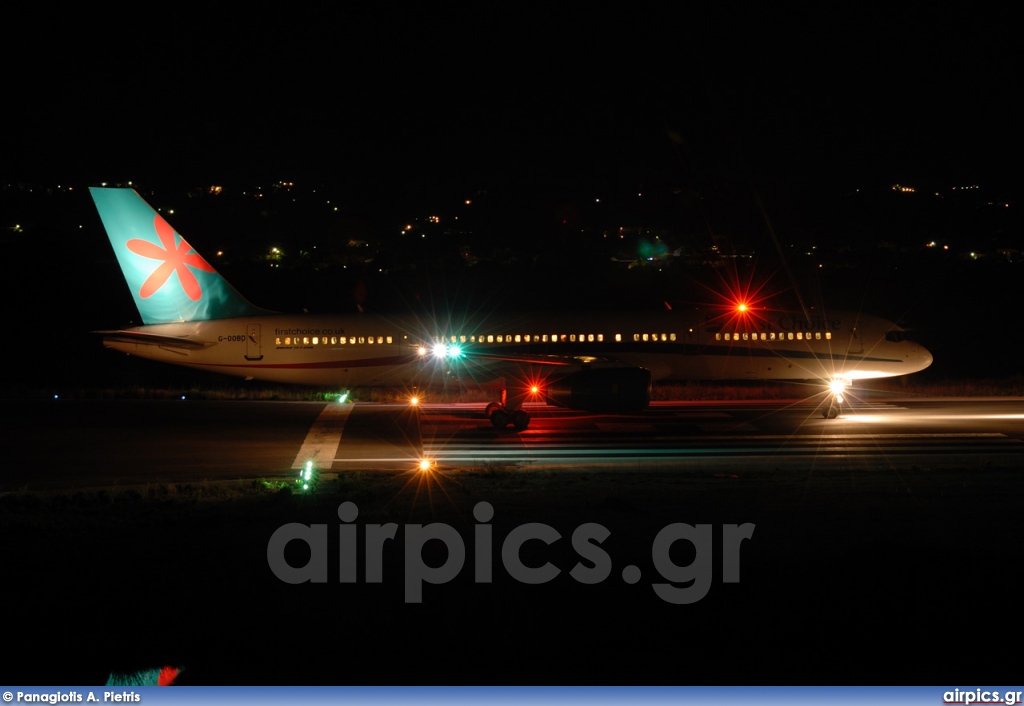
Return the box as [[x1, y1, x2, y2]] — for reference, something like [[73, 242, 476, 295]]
[[467, 352, 581, 367]]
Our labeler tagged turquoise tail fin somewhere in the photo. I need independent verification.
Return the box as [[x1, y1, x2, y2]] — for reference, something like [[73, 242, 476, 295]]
[[90, 187, 268, 324]]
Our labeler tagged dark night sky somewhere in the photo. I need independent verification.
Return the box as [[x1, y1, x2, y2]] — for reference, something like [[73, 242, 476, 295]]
[[4, 6, 1018, 199]]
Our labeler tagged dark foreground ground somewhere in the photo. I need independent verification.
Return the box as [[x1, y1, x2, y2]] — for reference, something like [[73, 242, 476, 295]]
[[2, 462, 1021, 685]]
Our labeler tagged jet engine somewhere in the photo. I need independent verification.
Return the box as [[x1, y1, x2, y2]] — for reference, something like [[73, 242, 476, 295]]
[[544, 367, 651, 411]]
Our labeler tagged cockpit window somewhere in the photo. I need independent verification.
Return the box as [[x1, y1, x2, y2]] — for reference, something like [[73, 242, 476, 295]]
[[885, 330, 907, 343]]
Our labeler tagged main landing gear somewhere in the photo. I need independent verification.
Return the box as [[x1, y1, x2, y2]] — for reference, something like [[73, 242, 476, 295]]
[[485, 389, 530, 431]]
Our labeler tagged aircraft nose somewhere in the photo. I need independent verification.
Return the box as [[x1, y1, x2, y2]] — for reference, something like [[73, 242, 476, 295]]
[[917, 345, 933, 372]]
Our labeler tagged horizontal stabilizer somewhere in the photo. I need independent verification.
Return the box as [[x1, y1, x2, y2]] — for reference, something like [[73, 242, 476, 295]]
[[95, 329, 213, 351]]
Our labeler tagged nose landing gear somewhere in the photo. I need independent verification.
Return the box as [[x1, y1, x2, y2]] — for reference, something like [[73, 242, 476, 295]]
[[823, 378, 848, 419]]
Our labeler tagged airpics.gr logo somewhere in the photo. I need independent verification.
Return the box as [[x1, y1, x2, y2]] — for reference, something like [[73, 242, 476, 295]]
[[267, 501, 755, 603], [126, 215, 215, 301]]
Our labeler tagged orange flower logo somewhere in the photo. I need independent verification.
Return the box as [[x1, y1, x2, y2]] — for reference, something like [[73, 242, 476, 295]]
[[126, 215, 216, 300]]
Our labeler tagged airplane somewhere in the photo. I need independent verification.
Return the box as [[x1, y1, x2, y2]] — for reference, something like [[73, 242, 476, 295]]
[[89, 187, 934, 429]]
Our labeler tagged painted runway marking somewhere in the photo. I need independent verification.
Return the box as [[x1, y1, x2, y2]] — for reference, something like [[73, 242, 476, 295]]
[[292, 402, 354, 469]]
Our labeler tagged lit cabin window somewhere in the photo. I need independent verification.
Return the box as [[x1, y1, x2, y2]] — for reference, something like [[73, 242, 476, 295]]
[[741, 333, 748, 341], [716, 333, 722, 341], [724, 333, 731, 341], [597, 334, 604, 342], [302, 337, 309, 345], [569, 334, 576, 342], [669, 333, 676, 341], [769, 332, 775, 341], [798, 332, 805, 340], [633, 334, 640, 342], [814, 332, 821, 340], [497, 335, 504, 343], [825, 332, 832, 340], [284, 337, 291, 345], [487, 335, 494, 343], [275, 337, 282, 345], [787, 332, 794, 340], [614, 334, 621, 342], [541, 335, 549, 343], [533, 335, 540, 343], [514, 334, 521, 343], [358, 337, 365, 344], [313, 337, 319, 345], [377, 336, 383, 344], [387, 336, 393, 344], [659, 333, 666, 342], [369, 337, 375, 344], [642, 333, 649, 342], [559, 335, 566, 343]]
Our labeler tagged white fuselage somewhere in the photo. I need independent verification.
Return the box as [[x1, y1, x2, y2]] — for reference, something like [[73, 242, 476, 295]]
[[101, 308, 933, 388]]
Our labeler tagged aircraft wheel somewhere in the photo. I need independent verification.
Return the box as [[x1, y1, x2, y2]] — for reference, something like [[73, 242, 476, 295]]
[[511, 409, 530, 431], [485, 402, 503, 417], [490, 409, 510, 429], [824, 403, 840, 419]]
